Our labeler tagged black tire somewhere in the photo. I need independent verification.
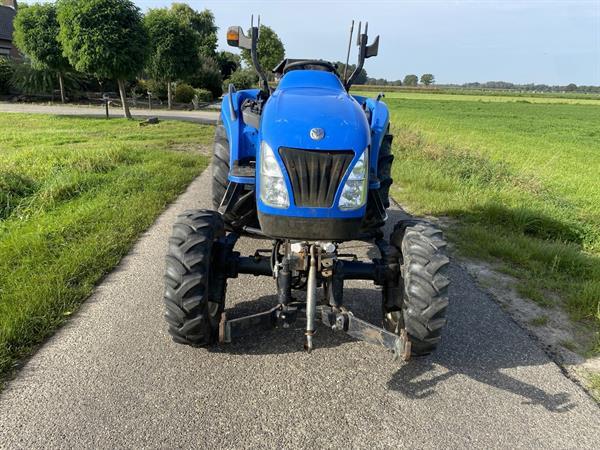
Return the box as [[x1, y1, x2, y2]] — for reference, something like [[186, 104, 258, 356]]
[[211, 124, 257, 231], [384, 219, 450, 356], [362, 129, 394, 233], [163, 209, 226, 346], [211, 124, 230, 210]]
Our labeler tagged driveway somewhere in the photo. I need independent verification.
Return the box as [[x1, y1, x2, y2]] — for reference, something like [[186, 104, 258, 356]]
[[0, 102, 219, 124], [0, 170, 598, 448]]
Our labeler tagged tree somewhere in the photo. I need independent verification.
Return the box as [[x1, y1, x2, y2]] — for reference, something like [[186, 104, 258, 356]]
[[241, 25, 284, 77], [420, 73, 435, 86], [216, 51, 240, 79], [224, 69, 258, 91], [13, 3, 71, 103], [170, 3, 217, 57], [335, 62, 368, 85], [144, 8, 201, 109], [565, 83, 577, 92], [403, 74, 418, 86], [57, 0, 148, 118]]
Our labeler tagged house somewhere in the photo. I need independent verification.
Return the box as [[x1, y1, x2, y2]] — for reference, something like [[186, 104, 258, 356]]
[[0, 0, 18, 58]]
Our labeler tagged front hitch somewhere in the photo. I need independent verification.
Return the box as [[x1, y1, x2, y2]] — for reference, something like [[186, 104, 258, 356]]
[[217, 302, 411, 361]]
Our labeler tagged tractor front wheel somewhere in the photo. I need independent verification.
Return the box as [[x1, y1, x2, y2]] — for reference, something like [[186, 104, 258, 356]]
[[384, 219, 450, 356], [163, 209, 226, 346]]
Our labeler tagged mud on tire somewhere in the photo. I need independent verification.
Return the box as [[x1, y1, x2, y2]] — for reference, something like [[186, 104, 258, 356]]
[[163, 209, 226, 346], [385, 219, 450, 356]]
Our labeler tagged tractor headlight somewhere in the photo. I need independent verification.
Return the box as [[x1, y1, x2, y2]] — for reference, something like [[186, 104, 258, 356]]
[[260, 141, 290, 208], [338, 149, 368, 210]]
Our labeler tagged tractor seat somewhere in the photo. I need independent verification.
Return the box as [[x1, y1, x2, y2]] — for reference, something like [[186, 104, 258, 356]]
[[273, 59, 337, 76]]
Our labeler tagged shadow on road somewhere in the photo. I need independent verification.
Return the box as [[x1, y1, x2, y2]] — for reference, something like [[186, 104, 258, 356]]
[[385, 262, 576, 413], [214, 268, 575, 414]]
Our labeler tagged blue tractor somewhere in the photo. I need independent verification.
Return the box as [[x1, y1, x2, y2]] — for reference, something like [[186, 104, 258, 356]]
[[163, 21, 449, 359]]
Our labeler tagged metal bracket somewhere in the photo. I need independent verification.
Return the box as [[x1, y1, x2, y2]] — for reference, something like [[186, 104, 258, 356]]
[[219, 306, 280, 343], [319, 306, 411, 361], [217, 303, 411, 361]]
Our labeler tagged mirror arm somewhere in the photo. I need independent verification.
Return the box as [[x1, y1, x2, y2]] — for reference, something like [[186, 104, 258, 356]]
[[345, 33, 367, 90], [249, 26, 271, 97]]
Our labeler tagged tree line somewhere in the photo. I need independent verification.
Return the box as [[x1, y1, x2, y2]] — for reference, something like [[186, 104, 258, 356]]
[[2, 0, 286, 118], [366, 73, 435, 87], [364, 75, 599, 93]]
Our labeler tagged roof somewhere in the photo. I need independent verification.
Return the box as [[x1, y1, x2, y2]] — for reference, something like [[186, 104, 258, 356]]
[[0, 5, 16, 42]]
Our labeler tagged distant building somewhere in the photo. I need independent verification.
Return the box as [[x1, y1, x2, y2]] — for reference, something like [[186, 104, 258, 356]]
[[0, 0, 18, 58]]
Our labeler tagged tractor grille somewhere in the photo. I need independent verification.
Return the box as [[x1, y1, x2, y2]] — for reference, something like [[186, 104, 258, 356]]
[[278, 147, 354, 207]]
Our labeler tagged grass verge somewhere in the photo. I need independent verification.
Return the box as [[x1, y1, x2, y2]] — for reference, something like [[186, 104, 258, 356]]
[[0, 114, 212, 382], [386, 96, 600, 356]]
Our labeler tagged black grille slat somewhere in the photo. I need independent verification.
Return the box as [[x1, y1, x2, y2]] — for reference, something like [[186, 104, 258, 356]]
[[279, 147, 354, 207]]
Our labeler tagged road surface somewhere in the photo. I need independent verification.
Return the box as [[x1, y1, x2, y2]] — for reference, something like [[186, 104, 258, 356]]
[[0, 102, 219, 124], [0, 170, 598, 448]]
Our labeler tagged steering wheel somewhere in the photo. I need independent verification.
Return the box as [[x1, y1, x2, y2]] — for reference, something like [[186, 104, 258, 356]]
[[283, 60, 337, 74]]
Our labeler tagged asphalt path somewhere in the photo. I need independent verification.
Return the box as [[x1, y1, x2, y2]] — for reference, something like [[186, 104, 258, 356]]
[[0, 102, 219, 124], [0, 169, 598, 448]]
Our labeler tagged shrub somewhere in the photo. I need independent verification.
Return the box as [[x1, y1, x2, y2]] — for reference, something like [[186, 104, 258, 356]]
[[194, 88, 212, 102], [10, 61, 85, 98], [224, 69, 257, 91], [146, 79, 167, 100], [188, 56, 223, 99], [131, 79, 149, 97], [174, 82, 195, 103], [0, 58, 15, 95]]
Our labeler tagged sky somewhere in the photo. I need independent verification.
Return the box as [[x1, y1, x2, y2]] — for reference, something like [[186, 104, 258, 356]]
[[135, 0, 600, 85]]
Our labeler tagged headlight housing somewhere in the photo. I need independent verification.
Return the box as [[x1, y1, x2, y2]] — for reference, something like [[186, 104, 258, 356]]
[[260, 141, 290, 208], [338, 148, 368, 210]]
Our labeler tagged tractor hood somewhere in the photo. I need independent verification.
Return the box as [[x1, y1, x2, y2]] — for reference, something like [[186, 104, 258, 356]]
[[260, 71, 370, 152]]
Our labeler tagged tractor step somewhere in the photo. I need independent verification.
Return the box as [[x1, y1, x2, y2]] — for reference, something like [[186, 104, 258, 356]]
[[217, 303, 411, 361]]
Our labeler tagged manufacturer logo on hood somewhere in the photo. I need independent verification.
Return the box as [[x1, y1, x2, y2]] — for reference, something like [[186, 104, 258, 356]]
[[309, 128, 325, 141]]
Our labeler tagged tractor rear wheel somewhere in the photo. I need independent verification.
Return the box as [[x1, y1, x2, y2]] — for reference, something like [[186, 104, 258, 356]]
[[361, 128, 394, 234], [163, 209, 226, 346], [384, 219, 450, 356], [212, 124, 230, 210]]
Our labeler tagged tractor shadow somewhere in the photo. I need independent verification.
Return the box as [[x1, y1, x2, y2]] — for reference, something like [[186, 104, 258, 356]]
[[382, 207, 575, 412], [209, 291, 356, 356], [385, 261, 575, 413], [211, 269, 574, 413]]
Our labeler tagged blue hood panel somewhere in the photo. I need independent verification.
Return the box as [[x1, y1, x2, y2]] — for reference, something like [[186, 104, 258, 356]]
[[260, 71, 370, 152]]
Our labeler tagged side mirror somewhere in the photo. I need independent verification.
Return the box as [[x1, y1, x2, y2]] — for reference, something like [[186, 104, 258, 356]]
[[365, 35, 379, 58], [227, 26, 252, 50]]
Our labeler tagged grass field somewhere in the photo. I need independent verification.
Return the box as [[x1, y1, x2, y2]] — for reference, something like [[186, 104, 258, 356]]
[[373, 92, 600, 354], [370, 91, 600, 106], [353, 85, 600, 102], [0, 114, 211, 381]]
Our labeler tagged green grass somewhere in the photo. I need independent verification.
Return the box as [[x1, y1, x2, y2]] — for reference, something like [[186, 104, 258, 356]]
[[529, 316, 549, 327], [362, 91, 600, 106], [585, 372, 600, 402], [353, 86, 600, 103], [381, 93, 600, 354], [0, 114, 212, 381]]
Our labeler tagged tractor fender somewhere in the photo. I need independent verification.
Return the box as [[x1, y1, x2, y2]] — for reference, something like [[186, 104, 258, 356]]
[[352, 95, 391, 188], [220, 88, 261, 183]]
